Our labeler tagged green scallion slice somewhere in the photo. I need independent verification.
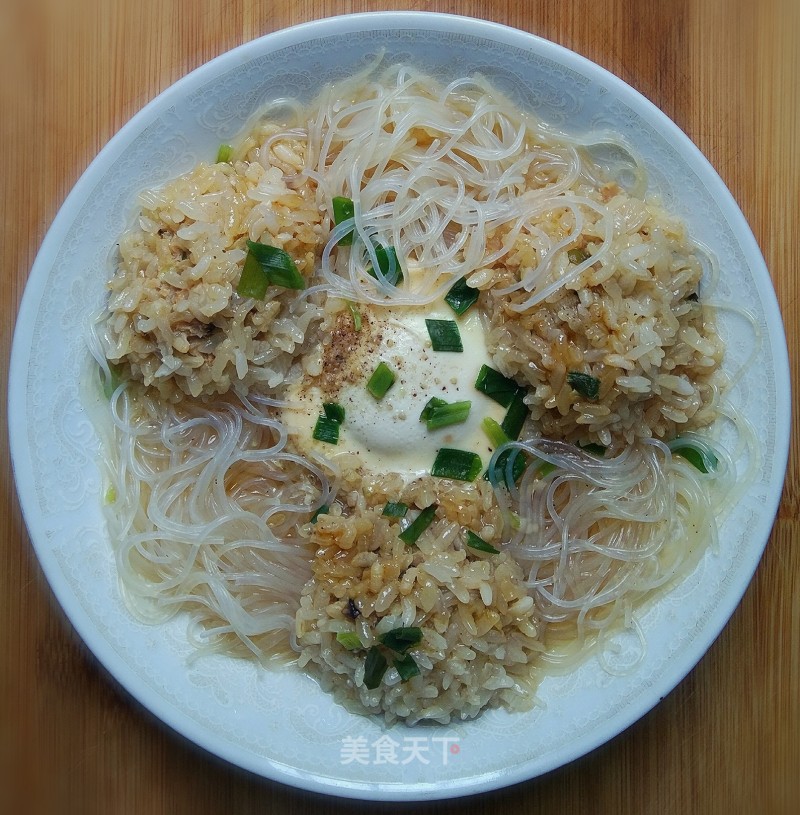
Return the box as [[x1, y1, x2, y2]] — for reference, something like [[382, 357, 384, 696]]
[[398, 504, 438, 545], [323, 402, 345, 424], [485, 448, 527, 488], [536, 461, 558, 477], [580, 443, 607, 456], [419, 397, 447, 422], [481, 416, 526, 486], [236, 250, 270, 300], [424, 400, 471, 431], [366, 244, 403, 286], [668, 438, 718, 473], [216, 143, 233, 163], [312, 416, 340, 445], [378, 627, 423, 654], [336, 631, 362, 650], [237, 240, 305, 298], [102, 361, 124, 399], [501, 390, 528, 440], [366, 361, 396, 400], [465, 530, 500, 554], [332, 196, 355, 245], [444, 277, 480, 315], [474, 365, 520, 407], [567, 371, 600, 400], [382, 501, 409, 518], [347, 301, 362, 331], [568, 247, 591, 264], [363, 647, 388, 690], [425, 319, 463, 352], [310, 504, 329, 523], [394, 653, 421, 682], [431, 448, 482, 481], [481, 416, 509, 448]]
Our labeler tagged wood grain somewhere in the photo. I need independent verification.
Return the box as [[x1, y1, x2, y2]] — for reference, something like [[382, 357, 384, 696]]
[[1, 1, 797, 813]]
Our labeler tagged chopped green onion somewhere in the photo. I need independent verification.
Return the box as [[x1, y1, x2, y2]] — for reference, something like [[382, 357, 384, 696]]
[[102, 361, 124, 399], [336, 631, 362, 650], [485, 448, 527, 488], [382, 501, 409, 518], [311, 504, 329, 523], [536, 461, 558, 477], [332, 196, 355, 245], [580, 443, 607, 456], [323, 402, 345, 424], [668, 438, 718, 473], [444, 277, 480, 315], [568, 247, 591, 264], [501, 390, 528, 440], [431, 448, 482, 481], [398, 504, 438, 545], [378, 627, 423, 654], [474, 365, 520, 407], [237, 240, 305, 298], [237, 251, 270, 299], [366, 361, 396, 400], [347, 301, 362, 331], [394, 653, 420, 681], [465, 530, 500, 554], [216, 143, 233, 163], [247, 240, 305, 290], [424, 400, 471, 431], [419, 397, 447, 422], [481, 417, 530, 486], [567, 371, 600, 400], [312, 416, 340, 445], [363, 647, 388, 690], [425, 319, 463, 352], [366, 244, 403, 286], [104, 485, 117, 505], [481, 416, 510, 448]]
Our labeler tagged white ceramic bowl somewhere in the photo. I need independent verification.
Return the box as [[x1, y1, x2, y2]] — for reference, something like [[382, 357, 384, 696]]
[[8, 12, 790, 801]]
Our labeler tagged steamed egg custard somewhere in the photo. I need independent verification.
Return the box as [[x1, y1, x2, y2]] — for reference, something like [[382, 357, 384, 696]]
[[284, 292, 506, 476]]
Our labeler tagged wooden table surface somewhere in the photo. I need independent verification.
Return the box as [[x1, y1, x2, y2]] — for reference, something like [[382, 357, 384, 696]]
[[1, 1, 797, 813]]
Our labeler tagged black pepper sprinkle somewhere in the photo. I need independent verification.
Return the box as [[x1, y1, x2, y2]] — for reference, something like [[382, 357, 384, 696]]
[[346, 598, 361, 619]]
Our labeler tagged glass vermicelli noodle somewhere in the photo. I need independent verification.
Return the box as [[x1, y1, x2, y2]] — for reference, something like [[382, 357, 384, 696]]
[[88, 63, 747, 725]]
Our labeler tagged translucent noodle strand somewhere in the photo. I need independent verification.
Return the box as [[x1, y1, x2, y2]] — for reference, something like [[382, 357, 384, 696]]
[[499, 437, 735, 669], [293, 65, 628, 307]]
